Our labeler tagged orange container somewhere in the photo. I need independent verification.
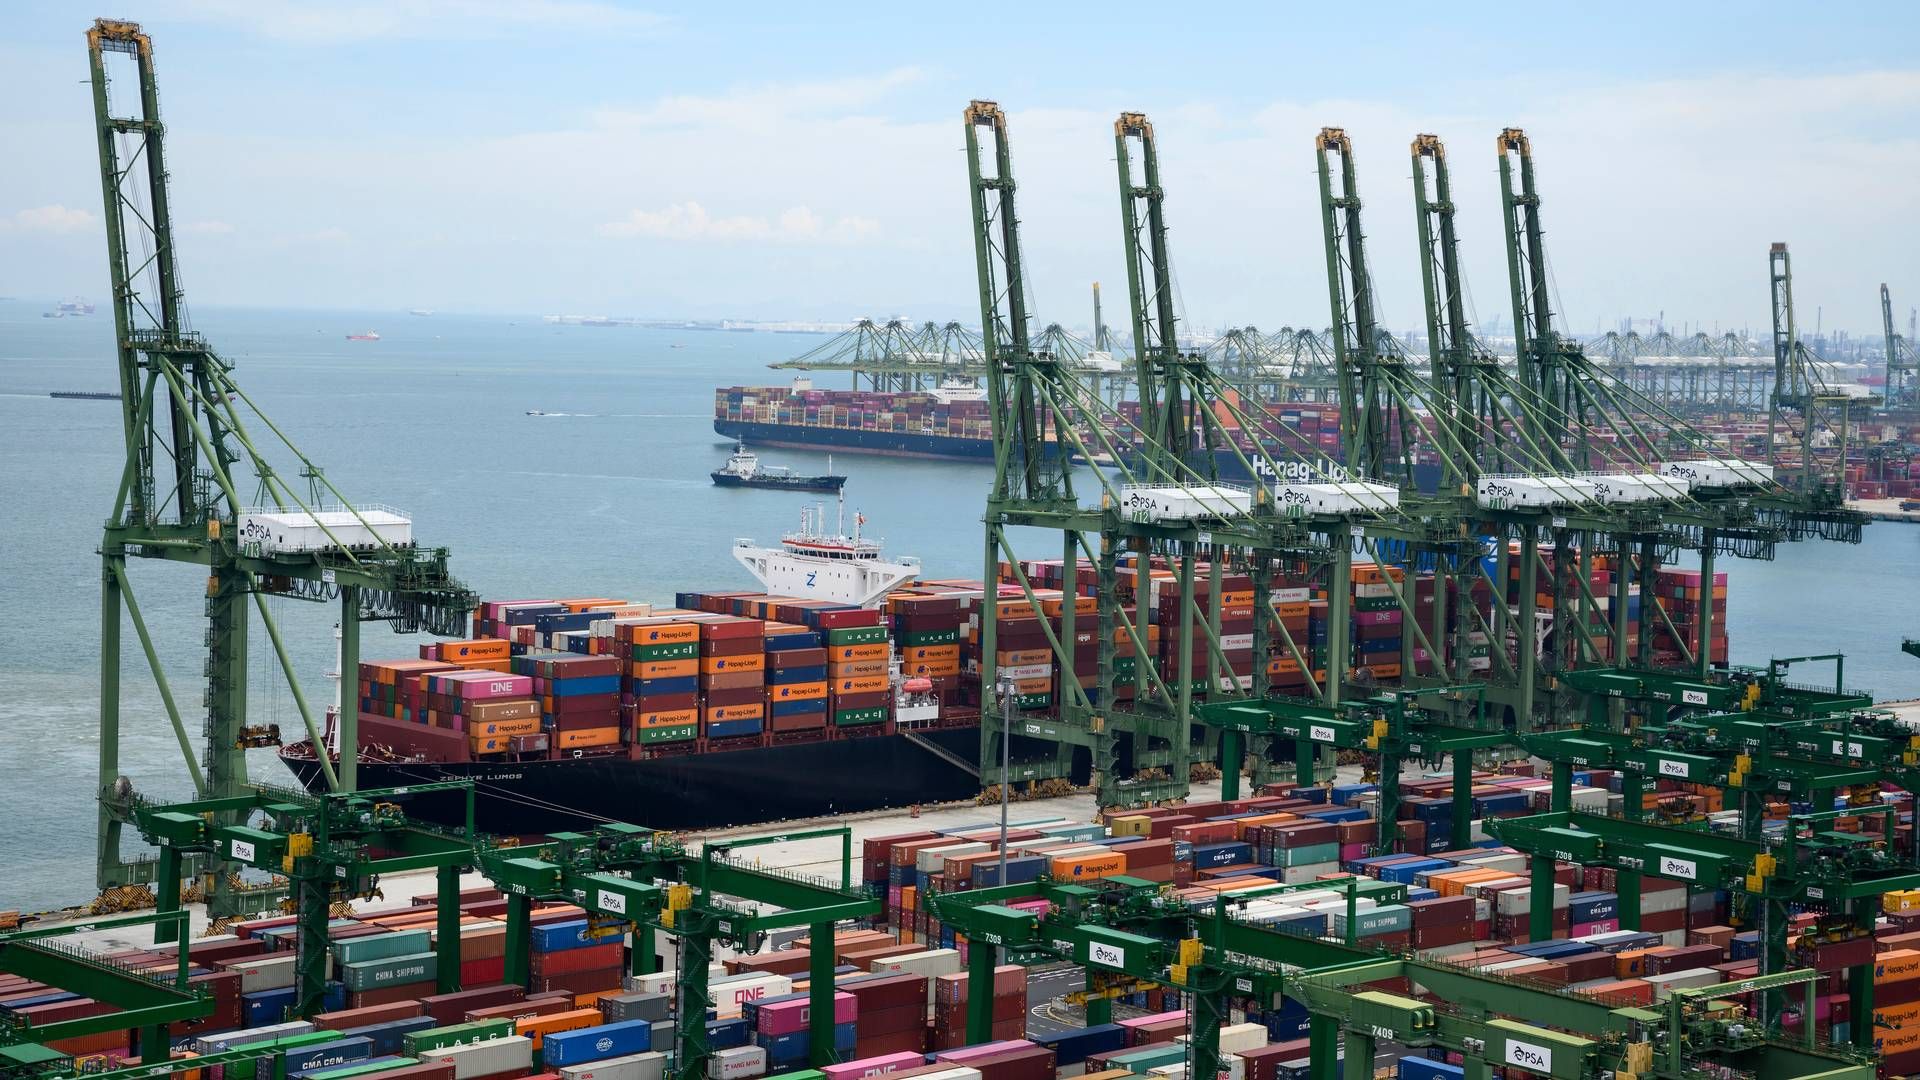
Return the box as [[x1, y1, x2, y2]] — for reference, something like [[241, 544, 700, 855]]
[[903, 644, 961, 663], [767, 681, 828, 702], [704, 702, 765, 723], [554, 727, 619, 749], [469, 716, 541, 738], [636, 708, 698, 729], [619, 622, 699, 645], [1051, 852, 1127, 881], [631, 659, 698, 680], [517, 1007, 603, 1048], [700, 654, 765, 674], [833, 675, 890, 695], [828, 643, 891, 662], [827, 659, 889, 677]]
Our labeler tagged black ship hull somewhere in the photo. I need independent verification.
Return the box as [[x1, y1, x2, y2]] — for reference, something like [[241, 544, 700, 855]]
[[279, 726, 989, 835], [710, 471, 848, 493]]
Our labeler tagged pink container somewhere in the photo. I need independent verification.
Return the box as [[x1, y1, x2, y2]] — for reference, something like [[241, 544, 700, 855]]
[[936, 1041, 1034, 1064], [1353, 610, 1403, 626], [446, 671, 533, 700], [1339, 842, 1367, 861], [757, 991, 856, 1035], [1571, 919, 1619, 937], [822, 1052, 924, 1080]]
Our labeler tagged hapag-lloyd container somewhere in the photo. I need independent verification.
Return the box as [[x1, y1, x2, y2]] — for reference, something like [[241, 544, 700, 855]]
[[423, 1035, 534, 1079]]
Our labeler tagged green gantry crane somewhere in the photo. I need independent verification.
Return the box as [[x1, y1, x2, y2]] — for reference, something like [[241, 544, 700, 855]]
[[475, 824, 877, 1080], [84, 19, 474, 919], [927, 874, 1871, 1080], [133, 782, 479, 1018]]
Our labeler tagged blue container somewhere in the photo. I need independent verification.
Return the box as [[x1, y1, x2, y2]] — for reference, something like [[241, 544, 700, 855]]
[[706, 718, 762, 739], [283, 1037, 373, 1075], [770, 697, 829, 717], [1192, 842, 1253, 868], [970, 854, 1045, 887], [241, 987, 297, 1026], [1330, 783, 1376, 806], [505, 604, 566, 625], [764, 633, 824, 651], [543, 1020, 654, 1067], [1377, 859, 1449, 884], [1731, 931, 1760, 960], [342, 1017, 438, 1057], [321, 981, 347, 1013], [635, 675, 699, 697], [550, 674, 619, 697], [706, 1017, 749, 1049], [1398, 1057, 1463, 1080], [1569, 891, 1618, 924], [530, 919, 595, 952], [1301, 806, 1367, 823], [1033, 1024, 1126, 1065], [768, 665, 829, 685]]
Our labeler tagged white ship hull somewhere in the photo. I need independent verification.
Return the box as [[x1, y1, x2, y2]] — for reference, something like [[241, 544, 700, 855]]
[[731, 541, 920, 607]]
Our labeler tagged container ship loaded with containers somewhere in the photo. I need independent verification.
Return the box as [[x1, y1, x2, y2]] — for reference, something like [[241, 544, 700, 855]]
[[281, 536, 1729, 835]]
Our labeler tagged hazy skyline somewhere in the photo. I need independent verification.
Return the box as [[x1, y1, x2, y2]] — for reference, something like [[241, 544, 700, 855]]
[[3, 2, 1917, 336]]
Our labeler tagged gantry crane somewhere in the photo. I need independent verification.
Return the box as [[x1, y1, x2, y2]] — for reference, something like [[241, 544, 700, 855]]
[[85, 20, 473, 917], [1767, 244, 1879, 495], [1882, 283, 1918, 410]]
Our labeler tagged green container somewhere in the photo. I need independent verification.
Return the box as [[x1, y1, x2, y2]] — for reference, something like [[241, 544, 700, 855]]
[[341, 951, 436, 992], [1279, 842, 1340, 867], [826, 626, 889, 646], [226, 1030, 345, 1080], [638, 724, 698, 743], [300, 1060, 424, 1080], [1353, 596, 1401, 612], [766, 1072, 827, 1080], [1107, 1046, 1187, 1074], [831, 707, 888, 726], [332, 928, 430, 967], [897, 628, 959, 647], [1012, 693, 1051, 709], [633, 641, 698, 661], [404, 1018, 514, 1056]]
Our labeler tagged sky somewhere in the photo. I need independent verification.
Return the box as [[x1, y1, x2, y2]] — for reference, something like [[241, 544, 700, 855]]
[[2, 2, 1917, 336]]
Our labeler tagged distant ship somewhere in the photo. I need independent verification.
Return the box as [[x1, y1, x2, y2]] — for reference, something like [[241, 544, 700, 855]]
[[408, 309, 434, 317], [50, 391, 121, 401], [58, 297, 95, 315], [347, 330, 381, 341], [710, 443, 847, 493]]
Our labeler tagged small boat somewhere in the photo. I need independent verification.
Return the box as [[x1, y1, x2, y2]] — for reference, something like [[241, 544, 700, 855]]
[[711, 443, 846, 493], [347, 330, 380, 341]]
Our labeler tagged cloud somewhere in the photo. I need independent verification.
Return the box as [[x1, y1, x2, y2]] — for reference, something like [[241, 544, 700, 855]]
[[161, 0, 666, 44], [592, 68, 925, 132], [599, 202, 881, 244], [184, 220, 236, 235], [2, 205, 98, 233]]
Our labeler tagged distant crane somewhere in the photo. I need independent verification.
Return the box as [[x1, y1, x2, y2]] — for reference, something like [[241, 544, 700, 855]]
[[1881, 283, 1918, 409]]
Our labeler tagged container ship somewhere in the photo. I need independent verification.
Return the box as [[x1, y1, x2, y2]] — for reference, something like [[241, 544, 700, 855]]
[[281, 527, 1725, 834], [714, 380, 1450, 490]]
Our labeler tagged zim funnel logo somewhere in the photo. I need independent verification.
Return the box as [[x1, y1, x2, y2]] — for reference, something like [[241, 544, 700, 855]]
[[595, 1037, 614, 1052]]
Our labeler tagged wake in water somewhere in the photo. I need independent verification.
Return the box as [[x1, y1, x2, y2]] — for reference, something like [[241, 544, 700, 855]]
[[526, 410, 704, 418]]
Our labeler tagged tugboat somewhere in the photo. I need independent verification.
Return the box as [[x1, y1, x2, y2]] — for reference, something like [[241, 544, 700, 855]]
[[710, 443, 846, 493]]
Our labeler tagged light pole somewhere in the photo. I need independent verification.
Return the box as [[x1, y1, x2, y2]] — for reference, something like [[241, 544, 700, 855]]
[[995, 673, 1016, 881]]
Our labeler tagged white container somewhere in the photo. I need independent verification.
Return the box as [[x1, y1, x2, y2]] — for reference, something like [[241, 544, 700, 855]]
[[710, 974, 794, 1016], [1270, 480, 1400, 516], [237, 507, 412, 554], [222, 952, 297, 994], [1280, 862, 1339, 884], [1216, 1022, 1270, 1054], [193, 1020, 314, 1054], [565, 1052, 670, 1080], [1658, 458, 1773, 489], [624, 965, 728, 998], [1119, 485, 1254, 522], [708, 1046, 768, 1080], [1475, 475, 1599, 509], [428, 1035, 534, 1079], [916, 843, 991, 874], [1644, 968, 1722, 1000], [1494, 882, 1569, 915], [867, 949, 962, 1004]]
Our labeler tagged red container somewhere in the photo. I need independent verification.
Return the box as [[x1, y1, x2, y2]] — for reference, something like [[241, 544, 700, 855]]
[[530, 942, 624, 977], [422, 984, 524, 1026], [313, 999, 427, 1029]]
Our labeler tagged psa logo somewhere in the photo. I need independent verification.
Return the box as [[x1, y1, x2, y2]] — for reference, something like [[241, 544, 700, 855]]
[[1480, 481, 1517, 509]]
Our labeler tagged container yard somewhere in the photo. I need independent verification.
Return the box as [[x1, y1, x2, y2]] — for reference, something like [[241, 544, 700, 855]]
[[11, 15, 1920, 1080]]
